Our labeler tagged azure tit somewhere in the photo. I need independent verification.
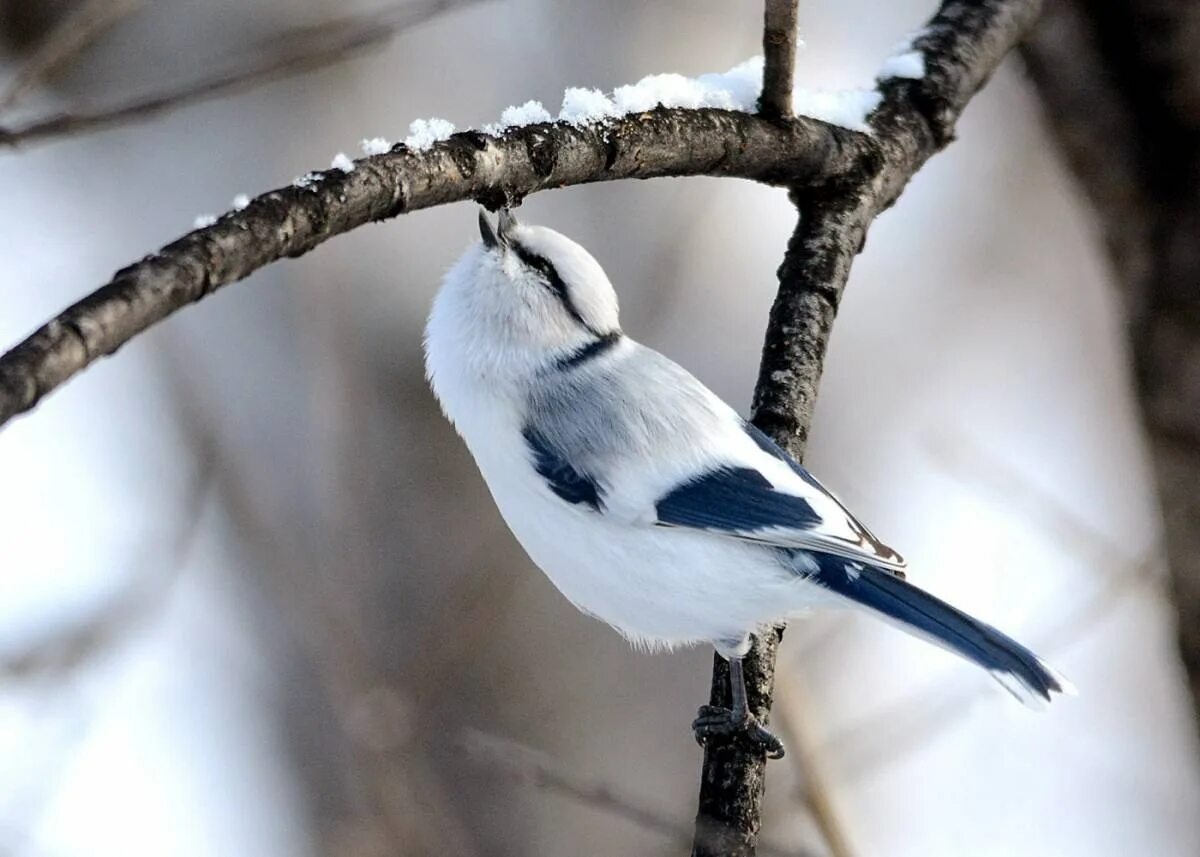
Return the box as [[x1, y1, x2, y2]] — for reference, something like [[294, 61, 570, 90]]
[[424, 209, 1071, 757]]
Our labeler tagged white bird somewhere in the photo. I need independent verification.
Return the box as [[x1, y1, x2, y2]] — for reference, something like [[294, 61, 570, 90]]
[[424, 209, 1070, 757]]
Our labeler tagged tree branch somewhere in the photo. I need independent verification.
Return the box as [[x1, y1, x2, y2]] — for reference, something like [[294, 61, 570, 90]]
[[0, 0, 485, 148], [0, 109, 858, 427], [759, 0, 799, 120], [0, 1, 1045, 852], [694, 1, 1043, 854]]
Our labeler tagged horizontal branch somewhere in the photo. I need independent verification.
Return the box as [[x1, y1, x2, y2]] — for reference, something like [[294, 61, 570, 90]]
[[0, 108, 858, 427], [0, 0, 1042, 432]]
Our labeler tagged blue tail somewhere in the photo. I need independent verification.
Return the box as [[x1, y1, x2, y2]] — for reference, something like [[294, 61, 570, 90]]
[[803, 554, 1070, 707]]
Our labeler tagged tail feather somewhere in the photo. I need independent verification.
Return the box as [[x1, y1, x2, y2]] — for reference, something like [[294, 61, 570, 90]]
[[803, 554, 1071, 707]]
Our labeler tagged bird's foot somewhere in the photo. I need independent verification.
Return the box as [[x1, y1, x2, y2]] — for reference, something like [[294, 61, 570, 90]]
[[692, 705, 785, 759]]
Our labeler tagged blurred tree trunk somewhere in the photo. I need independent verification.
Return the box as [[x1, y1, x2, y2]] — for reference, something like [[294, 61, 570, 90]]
[[1021, 1, 1200, 733]]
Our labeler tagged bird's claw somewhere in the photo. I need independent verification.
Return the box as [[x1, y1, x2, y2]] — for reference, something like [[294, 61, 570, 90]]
[[692, 704, 785, 759]]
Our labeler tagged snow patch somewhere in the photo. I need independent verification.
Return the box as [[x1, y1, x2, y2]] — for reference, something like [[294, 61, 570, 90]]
[[360, 137, 391, 156], [554, 57, 879, 133], [880, 51, 925, 80], [559, 87, 620, 126], [346, 46, 901, 163], [793, 88, 882, 132], [231, 194, 250, 210], [404, 117, 456, 150], [293, 172, 321, 189], [193, 214, 217, 229], [879, 33, 927, 81], [331, 152, 355, 172], [593, 59, 765, 117], [482, 100, 553, 134], [500, 100, 552, 128]]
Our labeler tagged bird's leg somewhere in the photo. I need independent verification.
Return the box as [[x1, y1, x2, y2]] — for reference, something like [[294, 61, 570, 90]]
[[692, 656, 785, 759]]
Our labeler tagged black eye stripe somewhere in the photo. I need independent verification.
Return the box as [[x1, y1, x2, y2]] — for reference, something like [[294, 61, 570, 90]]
[[510, 242, 596, 333]]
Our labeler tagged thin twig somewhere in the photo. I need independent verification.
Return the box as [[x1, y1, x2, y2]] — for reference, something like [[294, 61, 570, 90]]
[[0, 0, 487, 148], [760, 0, 800, 119], [0, 0, 143, 111]]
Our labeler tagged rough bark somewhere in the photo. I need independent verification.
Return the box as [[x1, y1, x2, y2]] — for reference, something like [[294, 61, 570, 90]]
[[1022, 0, 1200, 739]]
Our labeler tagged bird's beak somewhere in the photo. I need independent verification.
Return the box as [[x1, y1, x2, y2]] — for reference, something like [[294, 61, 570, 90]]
[[478, 209, 500, 249]]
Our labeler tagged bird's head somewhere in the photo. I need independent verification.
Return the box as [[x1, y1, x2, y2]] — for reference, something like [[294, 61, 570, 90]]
[[444, 209, 621, 363]]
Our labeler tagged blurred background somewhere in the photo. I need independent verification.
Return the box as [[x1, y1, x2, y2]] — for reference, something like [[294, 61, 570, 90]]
[[2, 1, 1199, 855]]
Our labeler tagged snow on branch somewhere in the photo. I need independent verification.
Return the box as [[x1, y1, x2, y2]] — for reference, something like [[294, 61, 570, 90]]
[[0, 0, 1041, 436]]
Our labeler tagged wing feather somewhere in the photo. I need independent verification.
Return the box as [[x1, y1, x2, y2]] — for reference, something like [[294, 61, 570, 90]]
[[652, 422, 906, 572], [520, 339, 905, 572]]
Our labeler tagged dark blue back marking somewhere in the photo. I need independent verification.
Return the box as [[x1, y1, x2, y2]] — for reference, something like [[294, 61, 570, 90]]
[[557, 332, 622, 370], [522, 426, 604, 511], [803, 553, 1062, 702], [742, 421, 826, 493], [656, 466, 821, 533]]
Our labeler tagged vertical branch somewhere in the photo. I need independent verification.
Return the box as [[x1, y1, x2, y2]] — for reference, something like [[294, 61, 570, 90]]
[[690, 13, 810, 850], [695, 3, 1047, 848], [693, 194, 869, 857], [759, 0, 800, 119]]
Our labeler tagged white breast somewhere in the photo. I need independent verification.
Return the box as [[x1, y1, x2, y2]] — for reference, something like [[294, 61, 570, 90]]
[[428, 361, 820, 650], [425, 269, 829, 649]]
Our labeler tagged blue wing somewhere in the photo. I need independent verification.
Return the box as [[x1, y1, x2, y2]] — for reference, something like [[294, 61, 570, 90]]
[[653, 421, 906, 571], [655, 465, 821, 534]]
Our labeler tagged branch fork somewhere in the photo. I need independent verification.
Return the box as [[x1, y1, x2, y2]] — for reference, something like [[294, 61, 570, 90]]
[[0, 1, 1045, 854]]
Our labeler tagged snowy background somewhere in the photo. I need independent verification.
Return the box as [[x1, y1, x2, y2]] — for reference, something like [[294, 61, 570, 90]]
[[2, 0, 1198, 855]]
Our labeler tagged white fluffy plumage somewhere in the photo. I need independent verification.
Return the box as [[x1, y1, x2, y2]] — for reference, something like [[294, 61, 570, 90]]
[[424, 210, 1071, 727]]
